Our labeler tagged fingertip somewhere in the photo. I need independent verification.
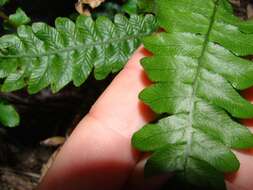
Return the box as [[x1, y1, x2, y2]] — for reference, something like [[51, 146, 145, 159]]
[[125, 46, 152, 70]]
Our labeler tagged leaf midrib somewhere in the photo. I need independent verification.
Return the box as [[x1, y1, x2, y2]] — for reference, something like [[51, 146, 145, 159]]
[[0, 33, 146, 59], [183, 0, 220, 170]]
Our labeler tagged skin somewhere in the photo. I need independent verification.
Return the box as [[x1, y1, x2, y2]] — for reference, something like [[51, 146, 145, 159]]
[[37, 47, 253, 190]]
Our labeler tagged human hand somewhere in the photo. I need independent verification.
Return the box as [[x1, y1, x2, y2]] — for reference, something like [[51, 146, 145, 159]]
[[37, 47, 253, 190]]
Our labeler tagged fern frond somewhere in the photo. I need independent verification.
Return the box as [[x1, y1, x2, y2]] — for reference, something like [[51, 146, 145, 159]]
[[0, 101, 19, 127], [133, 0, 253, 189], [0, 0, 8, 6], [0, 14, 157, 93]]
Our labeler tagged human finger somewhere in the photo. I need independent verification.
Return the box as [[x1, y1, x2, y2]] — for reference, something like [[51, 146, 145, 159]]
[[37, 47, 156, 190]]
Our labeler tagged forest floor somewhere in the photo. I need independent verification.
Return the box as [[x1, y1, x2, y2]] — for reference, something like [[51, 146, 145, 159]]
[[0, 0, 252, 190]]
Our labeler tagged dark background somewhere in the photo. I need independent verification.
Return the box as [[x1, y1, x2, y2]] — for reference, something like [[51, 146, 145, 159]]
[[0, 0, 252, 189]]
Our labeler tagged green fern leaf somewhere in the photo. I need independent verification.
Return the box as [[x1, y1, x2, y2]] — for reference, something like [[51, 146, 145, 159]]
[[0, 14, 157, 94], [0, 0, 8, 6], [8, 8, 31, 27], [122, 0, 155, 14], [0, 101, 19, 127], [132, 0, 253, 189]]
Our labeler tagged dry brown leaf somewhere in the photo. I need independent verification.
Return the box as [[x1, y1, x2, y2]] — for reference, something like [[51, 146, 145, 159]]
[[40, 136, 66, 147], [247, 4, 253, 19], [78, 0, 105, 9], [75, 0, 105, 16], [75, 1, 91, 16]]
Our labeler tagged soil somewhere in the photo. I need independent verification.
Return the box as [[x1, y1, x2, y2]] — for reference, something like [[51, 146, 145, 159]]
[[0, 78, 113, 189], [0, 0, 252, 190]]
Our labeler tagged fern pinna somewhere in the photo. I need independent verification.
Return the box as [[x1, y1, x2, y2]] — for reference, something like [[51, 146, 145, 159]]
[[0, 14, 156, 94], [133, 0, 253, 189]]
